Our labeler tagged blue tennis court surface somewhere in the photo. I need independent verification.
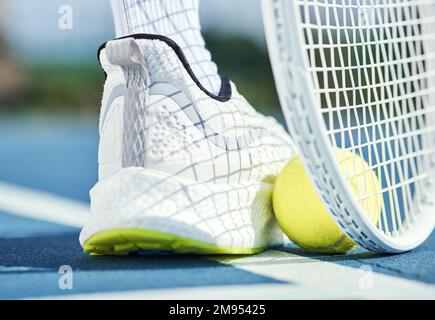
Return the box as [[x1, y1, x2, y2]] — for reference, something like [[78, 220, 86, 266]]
[[0, 116, 434, 299]]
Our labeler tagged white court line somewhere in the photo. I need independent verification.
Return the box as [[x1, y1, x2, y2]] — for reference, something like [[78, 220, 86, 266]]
[[213, 250, 435, 299], [35, 267, 435, 300], [0, 182, 89, 228], [0, 266, 50, 273], [34, 284, 359, 300]]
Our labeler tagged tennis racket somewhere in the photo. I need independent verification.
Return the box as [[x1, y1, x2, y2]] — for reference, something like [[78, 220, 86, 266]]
[[262, 0, 435, 253]]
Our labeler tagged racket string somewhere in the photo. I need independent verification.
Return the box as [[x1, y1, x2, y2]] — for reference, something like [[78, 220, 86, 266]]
[[298, 0, 435, 236]]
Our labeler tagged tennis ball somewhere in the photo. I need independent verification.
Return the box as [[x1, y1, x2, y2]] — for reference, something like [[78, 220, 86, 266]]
[[272, 149, 382, 254]]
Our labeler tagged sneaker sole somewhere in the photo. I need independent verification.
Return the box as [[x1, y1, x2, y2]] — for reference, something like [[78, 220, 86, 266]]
[[83, 228, 265, 255]]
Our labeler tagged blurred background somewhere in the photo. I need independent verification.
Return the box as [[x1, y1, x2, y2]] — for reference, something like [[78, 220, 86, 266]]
[[0, 0, 282, 202], [0, 0, 280, 116]]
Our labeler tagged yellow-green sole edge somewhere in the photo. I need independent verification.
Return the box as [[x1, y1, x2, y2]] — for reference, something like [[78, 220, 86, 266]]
[[83, 228, 266, 255]]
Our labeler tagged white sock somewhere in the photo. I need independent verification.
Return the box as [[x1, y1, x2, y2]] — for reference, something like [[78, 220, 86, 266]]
[[110, 0, 222, 95]]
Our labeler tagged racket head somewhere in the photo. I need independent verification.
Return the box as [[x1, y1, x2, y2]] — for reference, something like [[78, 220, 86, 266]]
[[262, 0, 435, 253]]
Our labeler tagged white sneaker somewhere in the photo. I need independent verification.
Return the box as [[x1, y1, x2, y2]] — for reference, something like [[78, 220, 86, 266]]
[[79, 34, 296, 255]]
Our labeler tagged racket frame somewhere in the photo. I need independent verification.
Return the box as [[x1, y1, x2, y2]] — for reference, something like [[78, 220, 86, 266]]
[[262, 0, 435, 253]]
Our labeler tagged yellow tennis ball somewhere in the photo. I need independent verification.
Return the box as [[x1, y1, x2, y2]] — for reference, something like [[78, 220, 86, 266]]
[[273, 149, 382, 254]]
